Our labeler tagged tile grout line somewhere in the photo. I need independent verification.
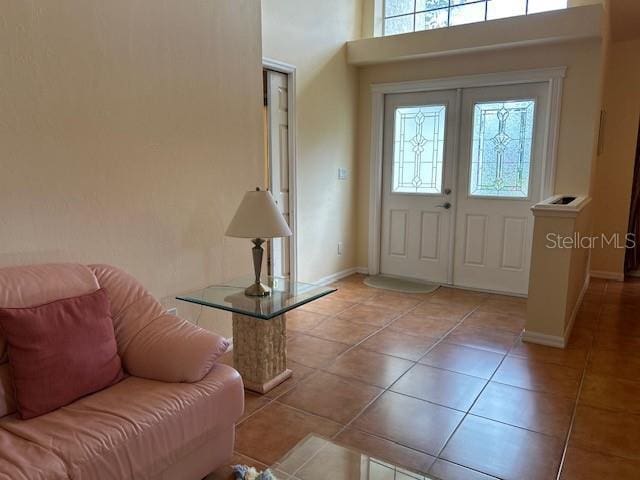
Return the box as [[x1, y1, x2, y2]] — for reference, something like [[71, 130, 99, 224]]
[[235, 282, 526, 476], [429, 331, 520, 474], [554, 283, 607, 480], [329, 297, 496, 475]]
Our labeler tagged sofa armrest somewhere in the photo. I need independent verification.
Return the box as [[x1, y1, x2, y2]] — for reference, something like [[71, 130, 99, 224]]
[[123, 314, 229, 383]]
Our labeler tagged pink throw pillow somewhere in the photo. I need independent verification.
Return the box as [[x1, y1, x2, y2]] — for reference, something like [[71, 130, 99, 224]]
[[0, 288, 123, 419]]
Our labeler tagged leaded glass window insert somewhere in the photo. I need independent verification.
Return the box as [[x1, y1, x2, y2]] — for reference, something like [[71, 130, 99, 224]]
[[392, 105, 446, 194], [469, 100, 535, 198], [383, 0, 568, 36]]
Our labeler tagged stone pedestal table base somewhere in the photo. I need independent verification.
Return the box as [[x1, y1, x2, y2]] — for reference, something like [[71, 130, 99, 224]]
[[232, 312, 291, 394]]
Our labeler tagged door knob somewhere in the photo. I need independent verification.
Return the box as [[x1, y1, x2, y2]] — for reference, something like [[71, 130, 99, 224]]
[[444, 188, 452, 195], [436, 202, 452, 209]]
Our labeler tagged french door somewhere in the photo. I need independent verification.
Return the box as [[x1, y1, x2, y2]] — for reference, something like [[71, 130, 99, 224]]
[[380, 82, 549, 294], [380, 90, 458, 284]]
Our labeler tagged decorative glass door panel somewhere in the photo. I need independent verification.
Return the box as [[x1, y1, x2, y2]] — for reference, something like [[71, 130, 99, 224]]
[[469, 100, 536, 198], [393, 105, 447, 194], [454, 83, 549, 295], [380, 90, 458, 284]]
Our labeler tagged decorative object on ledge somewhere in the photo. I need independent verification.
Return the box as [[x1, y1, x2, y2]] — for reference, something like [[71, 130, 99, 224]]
[[226, 187, 292, 296]]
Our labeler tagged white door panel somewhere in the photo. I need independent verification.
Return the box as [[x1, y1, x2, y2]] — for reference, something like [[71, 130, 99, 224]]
[[452, 82, 549, 294], [266, 70, 290, 278], [380, 90, 458, 283]]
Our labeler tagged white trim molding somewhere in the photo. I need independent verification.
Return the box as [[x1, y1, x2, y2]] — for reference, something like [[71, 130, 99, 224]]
[[590, 270, 625, 281], [313, 267, 365, 286], [367, 67, 567, 277], [263, 58, 298, 284], [522, 330, 566, 348]]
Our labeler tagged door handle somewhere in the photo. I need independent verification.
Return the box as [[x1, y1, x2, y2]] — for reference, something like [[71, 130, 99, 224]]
[[436, 202, 452, 209], [444, 188, 452, 195]]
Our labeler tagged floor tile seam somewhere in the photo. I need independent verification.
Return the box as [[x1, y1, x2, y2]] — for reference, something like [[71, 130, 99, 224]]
[[409, 303, 494, 367], [401, 358, 498, 381], [330, 388, 387, 439], [236, 397, 276, 426], [506, 348, 590, 366], [299, 303, 419, 371], [358, 385, 570, 441], [436, 338, 511, 356], [370, 309, 483, 403], [426, 457, 504, 480], [557, 441, 640, 464], [331, 424, 440, 472], [431, 334, 519, 463], [325, 301, 485, 438], [231, 450, 269, 468], [283, 439, 335, 478], [315, 359, 414, 390], [554, 294, 606, 480], [486, 379, 580, 400], [268, 399, 346, 428]]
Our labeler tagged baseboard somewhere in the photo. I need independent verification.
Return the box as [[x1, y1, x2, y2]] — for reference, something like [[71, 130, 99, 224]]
[[627, 270, 640, 278], [590, 270, 625, 281], [521, 330, 566, 348], [313, 267, 366, 286], [355, 266, 369, 275]]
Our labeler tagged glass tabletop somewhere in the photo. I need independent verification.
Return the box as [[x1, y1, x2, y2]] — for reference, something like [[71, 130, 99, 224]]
[[270, 435, 439, 480], [176, 276, 336, 320]]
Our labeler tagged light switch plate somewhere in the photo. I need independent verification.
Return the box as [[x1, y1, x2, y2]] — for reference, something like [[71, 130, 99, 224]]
[[338, 168, 348, 180]]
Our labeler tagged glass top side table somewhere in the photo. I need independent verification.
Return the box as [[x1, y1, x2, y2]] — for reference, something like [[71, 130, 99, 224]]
[[177, 276, 336, 394]]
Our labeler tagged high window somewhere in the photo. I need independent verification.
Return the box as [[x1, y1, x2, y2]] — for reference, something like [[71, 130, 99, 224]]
[[383, 0, 568, 36]]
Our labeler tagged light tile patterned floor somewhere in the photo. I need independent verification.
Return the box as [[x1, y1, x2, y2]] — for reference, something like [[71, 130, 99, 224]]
[[210, 275, 640, 480]]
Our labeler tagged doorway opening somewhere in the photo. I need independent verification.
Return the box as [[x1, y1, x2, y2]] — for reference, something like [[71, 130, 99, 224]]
[[263, 60, 298, 283]]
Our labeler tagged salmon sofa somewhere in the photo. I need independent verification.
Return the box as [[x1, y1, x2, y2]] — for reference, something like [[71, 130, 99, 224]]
[[0, 263, 244, 480]]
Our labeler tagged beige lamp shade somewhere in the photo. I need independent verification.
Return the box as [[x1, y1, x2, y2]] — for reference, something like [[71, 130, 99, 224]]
[[226, 189, 292, 239]]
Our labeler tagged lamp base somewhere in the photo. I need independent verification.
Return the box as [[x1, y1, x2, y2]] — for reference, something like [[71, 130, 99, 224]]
[[245, 282, 272, 297]]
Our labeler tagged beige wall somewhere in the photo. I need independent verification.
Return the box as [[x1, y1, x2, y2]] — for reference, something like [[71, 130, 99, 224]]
[[526, 203, 592, 340], [590, 38, 640, 276], [356, 39, 605, 267], [262, 0, 363, 282], [0, 1, 264, 336]]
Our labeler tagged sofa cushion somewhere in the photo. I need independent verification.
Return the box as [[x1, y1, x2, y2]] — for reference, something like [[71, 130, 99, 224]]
[[0, 428, 68, 480], [0, 263, 99, 364], [0, 289, 123, 419], [88, 264, 165, 356], [0, 364, 16, 418], [0, 364, 244, 480]]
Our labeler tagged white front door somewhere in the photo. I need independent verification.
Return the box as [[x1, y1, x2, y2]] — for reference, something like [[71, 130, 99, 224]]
[[380, 90, 459, 284], [266, 70, 290, 278], [379, 82, 550, 295], [453, 82, 549, 294]]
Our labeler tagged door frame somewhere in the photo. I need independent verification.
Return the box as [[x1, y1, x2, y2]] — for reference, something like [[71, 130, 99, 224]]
[[367, 67, 566, 279], [263, 57, 298, 284]]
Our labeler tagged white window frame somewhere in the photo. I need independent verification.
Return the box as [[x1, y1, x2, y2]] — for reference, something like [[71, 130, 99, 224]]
[[382, 0, 568, 36]]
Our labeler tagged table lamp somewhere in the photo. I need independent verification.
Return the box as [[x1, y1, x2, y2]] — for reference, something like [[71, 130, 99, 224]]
[[226, 187, 292, 296]]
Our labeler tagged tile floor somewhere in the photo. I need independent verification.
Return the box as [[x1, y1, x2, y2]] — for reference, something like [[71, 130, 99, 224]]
[[210, 274, 640, 480]]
